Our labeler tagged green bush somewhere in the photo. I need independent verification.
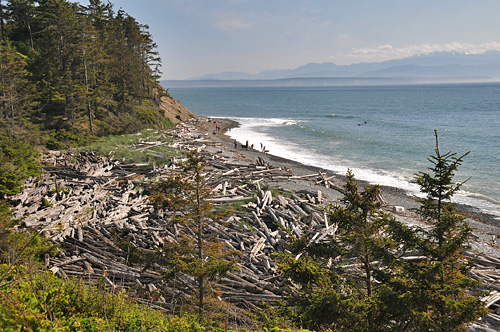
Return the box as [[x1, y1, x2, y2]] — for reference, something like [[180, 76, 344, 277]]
[[0, 264, 208, 331], [46, 129, 87, 150], [0, 134, 42, 196]]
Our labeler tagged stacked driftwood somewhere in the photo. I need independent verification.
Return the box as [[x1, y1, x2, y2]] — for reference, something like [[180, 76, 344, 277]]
[[9, 148, 312, 311], [471, 253, 500, 325], [9, 133, 500, 327], [9, 144, 367, 311]]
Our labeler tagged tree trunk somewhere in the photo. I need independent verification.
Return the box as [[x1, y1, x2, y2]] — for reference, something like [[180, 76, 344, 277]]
[[9, 87, 14, 126], [0, 46, 7, 121], [83, 48, 94, 134], [196, 171, 204, 316]]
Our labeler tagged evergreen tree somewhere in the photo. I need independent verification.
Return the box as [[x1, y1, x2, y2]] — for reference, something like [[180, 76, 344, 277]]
[[389, 130, 487, 331], [0, 39, 29, 126], [81, 0, 117, 132], [5, 0, 37, 54], [0, 133, 41, 197], [276, 170, 403, 331], [277, 132, 487, 331], [1, 0, 167, 140], [150, 151, 237, 315]]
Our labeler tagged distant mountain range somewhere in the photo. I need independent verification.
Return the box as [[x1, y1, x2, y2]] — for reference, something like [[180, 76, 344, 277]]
[[162, 50, 500, 87]]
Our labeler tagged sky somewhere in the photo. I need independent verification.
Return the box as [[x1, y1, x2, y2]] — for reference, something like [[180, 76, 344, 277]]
[[80, 0, 500, 80]]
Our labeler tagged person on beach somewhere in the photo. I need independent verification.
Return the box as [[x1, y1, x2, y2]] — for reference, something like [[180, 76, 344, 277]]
[[251, 144, 254, 150], [234, 140, 238, 148], [260, 143, 263, 151], [245, 140, 249, 150]]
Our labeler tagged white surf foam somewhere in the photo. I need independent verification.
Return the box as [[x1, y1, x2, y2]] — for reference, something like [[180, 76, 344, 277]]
[[225, 117, 421, 190], [223, 117, 500, 219]]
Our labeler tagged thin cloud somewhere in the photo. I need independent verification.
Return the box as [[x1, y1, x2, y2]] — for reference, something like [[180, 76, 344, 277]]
[[215, 17, 252, 32], [350, 42, 500, 59]]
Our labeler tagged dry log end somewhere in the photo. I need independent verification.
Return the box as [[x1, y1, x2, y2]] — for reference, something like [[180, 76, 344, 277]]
[[393, 206, 405, 213]]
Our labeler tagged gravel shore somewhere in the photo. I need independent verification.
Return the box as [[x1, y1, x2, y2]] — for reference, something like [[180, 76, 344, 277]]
[[189, 116, 500, 258]]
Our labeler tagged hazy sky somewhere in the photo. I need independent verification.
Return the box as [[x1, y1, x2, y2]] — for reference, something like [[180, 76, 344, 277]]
[[82, 0, 500, 80]]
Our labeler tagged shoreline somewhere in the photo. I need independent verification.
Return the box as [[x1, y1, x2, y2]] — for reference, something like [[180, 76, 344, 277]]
[[192, 116, 500, 257]]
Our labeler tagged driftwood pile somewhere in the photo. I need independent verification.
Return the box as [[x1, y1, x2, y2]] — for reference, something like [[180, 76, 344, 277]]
[[9, 126, 500, 326], [472, 253, 500, 325], [10, 148, 326, 311]]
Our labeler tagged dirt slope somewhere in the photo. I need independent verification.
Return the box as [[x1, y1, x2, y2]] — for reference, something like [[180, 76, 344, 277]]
[[159, 95, 197, 124]]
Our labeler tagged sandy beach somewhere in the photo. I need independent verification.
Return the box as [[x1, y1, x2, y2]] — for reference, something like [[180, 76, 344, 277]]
[[188, 116, 500, 258]]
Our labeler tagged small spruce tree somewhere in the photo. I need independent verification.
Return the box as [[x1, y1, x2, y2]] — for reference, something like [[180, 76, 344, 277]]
[[150, 150, 237, 316], [276, 170, 403, 331], [392, 130, 487, 331]]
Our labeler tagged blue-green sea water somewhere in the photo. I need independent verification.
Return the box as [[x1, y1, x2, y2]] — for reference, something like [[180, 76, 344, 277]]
[[169, 83, 500, 218]]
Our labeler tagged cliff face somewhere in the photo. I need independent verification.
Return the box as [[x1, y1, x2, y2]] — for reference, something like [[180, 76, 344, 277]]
[[159, 95, 197, 124]]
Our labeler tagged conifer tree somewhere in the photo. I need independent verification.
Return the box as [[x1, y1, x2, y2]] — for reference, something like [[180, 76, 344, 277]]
[[0, 39, 28, 126], [276, 170, 403, 331], [1, 0, 165, 138], [277, 133, 487, 331], [150, 151, 237, 316], [5, 0, 37, 53], [390, 130, 487, 331]]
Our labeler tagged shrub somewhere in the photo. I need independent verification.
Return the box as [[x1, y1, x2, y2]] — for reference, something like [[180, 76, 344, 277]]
[[0, 134, 42, 196], [0, 264, 207, 331]]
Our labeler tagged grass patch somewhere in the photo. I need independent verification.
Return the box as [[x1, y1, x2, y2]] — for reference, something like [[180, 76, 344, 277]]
[[219, 197, 255, 215], [82, 129, 184, 166]]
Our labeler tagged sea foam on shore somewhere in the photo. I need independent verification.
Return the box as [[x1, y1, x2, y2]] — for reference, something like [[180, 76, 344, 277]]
[[172, 84, 500, 220], [223, 116, 500, 221]]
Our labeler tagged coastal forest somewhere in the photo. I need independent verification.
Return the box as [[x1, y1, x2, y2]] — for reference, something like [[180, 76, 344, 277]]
[[0, 1, 495, 332], [0, 0, 182, 205], [0, 0, 171, 146]]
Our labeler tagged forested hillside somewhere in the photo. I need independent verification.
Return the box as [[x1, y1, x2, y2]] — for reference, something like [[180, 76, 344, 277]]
[[0, 0, 185, 148], [0, 0, 196, 232]]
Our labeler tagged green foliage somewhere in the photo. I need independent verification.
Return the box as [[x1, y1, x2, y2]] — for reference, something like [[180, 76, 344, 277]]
[[0, 40, 31, 126], [250, 302, 297, 331], [46, 129, 88, 150], [0, 200, 12, 225], [0, 134, 42, 196], [390, 130, 487, 331], [276, 133, 487, 331], [0, 200, 14, 262], [276, 170, 403, 331], [0, 264, 208, 332], [150, 151, 238, 315], [0, 227, 59, 267], [1, 0, 174, 144]]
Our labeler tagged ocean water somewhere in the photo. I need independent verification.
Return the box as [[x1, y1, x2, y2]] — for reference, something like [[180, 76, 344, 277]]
[[169, 84, 500, 217]]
